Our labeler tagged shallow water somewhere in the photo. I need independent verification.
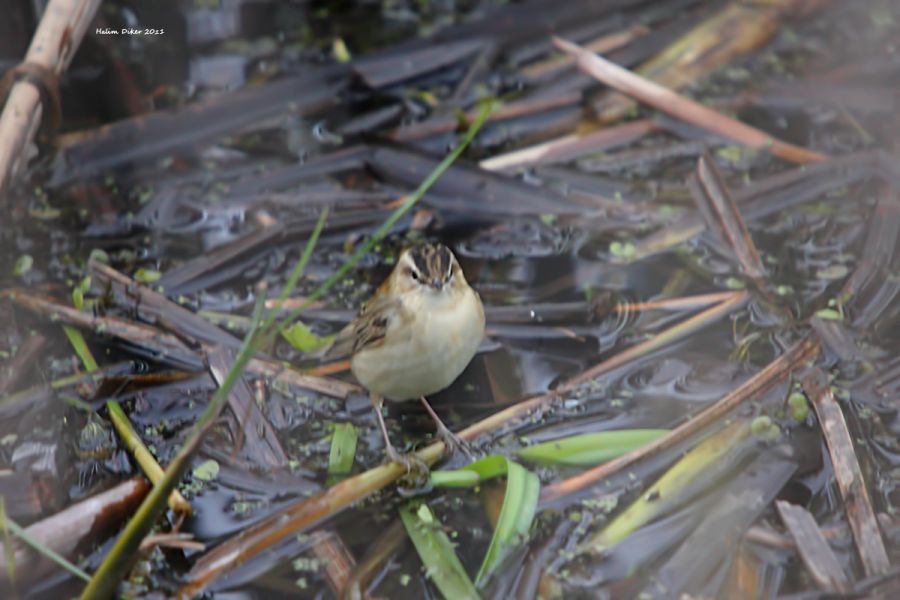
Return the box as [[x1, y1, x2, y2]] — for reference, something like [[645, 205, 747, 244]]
[[2, 0, 900, 598]]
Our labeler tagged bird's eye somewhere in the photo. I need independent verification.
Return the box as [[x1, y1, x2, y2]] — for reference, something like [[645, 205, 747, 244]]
[[407, 268, 420, 281]]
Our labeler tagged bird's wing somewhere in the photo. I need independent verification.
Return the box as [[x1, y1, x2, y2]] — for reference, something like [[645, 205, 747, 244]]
[[323, 294, 404, 358]]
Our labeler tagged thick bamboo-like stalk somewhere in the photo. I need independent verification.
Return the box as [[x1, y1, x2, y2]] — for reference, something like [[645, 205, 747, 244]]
[[690, 154, 767, 281], [0, 0, 101, 195]]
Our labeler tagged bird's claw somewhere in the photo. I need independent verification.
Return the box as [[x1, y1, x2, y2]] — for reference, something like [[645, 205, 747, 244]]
[[387, 447, 432, 496], [436, 425, 475, 461]]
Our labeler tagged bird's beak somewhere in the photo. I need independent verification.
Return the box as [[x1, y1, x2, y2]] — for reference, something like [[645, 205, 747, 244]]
[[431, 279, 443, 291]]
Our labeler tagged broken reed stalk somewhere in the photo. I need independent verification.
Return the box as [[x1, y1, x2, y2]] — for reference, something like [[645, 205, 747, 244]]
[[106, 400, 192, 515], [540, 336, 820, 503], [485, 0, 832, 174], [690, 154, 766, 281], [553, 37, 828, 165], [310, 530, 368, 599], [561, 291, 747, 389], [1, 288, 356, 399], [208, 350, 289, 469], [0, 334, 47, 394], [340, 522, 406, 599], [0, 0, 102, 195], [614, 291, 739, 313], [630, 150, 884, 262], [775, 500, 849, 592], [479, 119, 658, 172], [522, 24, 650, 81], [590, 0, 832, 125], [390, 93, 579, 142], [181, 291, 748, 594], [0, 478, 149, 585], [801, 368, 890, 577], [3, 515, 92, 584]]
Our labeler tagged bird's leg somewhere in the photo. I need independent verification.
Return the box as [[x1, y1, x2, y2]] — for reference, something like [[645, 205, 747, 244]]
[[419, 397, 474, 460], [370, 393, 430, 481]]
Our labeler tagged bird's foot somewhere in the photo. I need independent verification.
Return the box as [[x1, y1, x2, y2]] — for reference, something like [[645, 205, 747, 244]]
[[435, 424, 475, 461], [386, 446, 432, 496]]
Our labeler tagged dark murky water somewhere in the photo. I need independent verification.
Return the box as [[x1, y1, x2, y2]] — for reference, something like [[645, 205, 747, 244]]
[[2, 0, 900, 598]]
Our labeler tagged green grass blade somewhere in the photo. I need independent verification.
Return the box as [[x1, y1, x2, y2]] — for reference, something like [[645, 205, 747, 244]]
[[0, 497, 16, 585], [266, 209, 328, 327], [63, 325, 99, 372], [515, 429, 669, 466], [429, 470, 481, 488], [4, 512, 91, 583], [429, 454, 508, 488], [429, 454, 540, 586], [474, 460, 539, 585], [399, 502, 480, 600], [327, 422, 358, 475]]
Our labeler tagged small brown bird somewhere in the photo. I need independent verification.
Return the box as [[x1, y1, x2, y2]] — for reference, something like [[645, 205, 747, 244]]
[[327, 243, 485, 469]]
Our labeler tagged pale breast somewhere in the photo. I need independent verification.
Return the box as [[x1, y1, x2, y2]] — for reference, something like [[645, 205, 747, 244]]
[[351, 288, 484, 401]]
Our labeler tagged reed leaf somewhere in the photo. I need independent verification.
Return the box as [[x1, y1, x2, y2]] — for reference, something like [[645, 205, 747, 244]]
[[327, 422, 358, 475], [583, 420, 752, 551], [399, 502, 480, 600], [516, 429, 668, 466], [430, 454, 540, 585]]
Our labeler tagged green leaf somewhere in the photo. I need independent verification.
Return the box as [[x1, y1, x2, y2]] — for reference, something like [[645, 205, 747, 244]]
[[814, 308, 843, 321], [515, 429, 668, 466], [788, 392, 810, 422], [0, 497, 16, 585], [609, 241, 636, 259], [134, 268, 162, 284], [724, 276, 745, 290], [399, 502, 480, 600], [63, 326, 99, 372], [64, 283, 99, 372], [88, 248, 110, 264], [475, 460, 539, 585], [192, 459, 220, 482], [281, 320, 334, 352], [13, 255, 32, 277], [429, 455, 540, 586], [429, 470, 481, 487], [327, 423, 357, 475], [332, 38, 352, 62], [72, 288, 85, 311]]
